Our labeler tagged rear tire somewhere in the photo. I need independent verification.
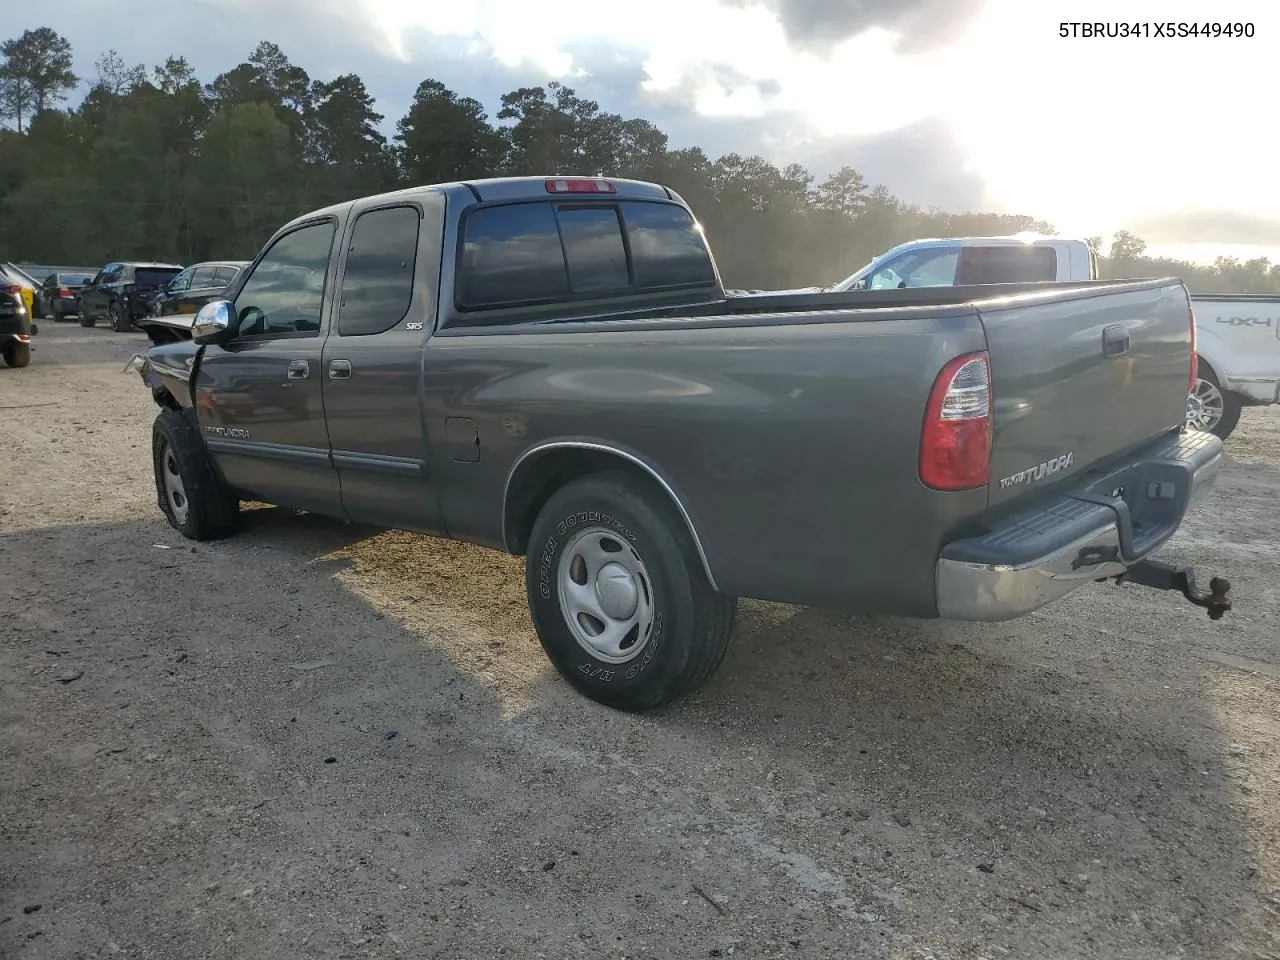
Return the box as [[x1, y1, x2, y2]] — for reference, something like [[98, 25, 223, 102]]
[[1187, 364, 1241, 441], [110, 302, 131, 333], [524, 470, 737, 711], [79, 311, 94, 327], [152, 408, 239, 541], [2, 340, 31, 368]]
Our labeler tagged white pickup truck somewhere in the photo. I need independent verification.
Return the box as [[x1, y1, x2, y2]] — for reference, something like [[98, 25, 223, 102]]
[[1188, 295, 1280, 438], [730, 235, 1278, 440]]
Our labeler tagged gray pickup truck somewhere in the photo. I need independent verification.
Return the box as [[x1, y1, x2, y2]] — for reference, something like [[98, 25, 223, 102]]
[[134, 175, 1231, 711]]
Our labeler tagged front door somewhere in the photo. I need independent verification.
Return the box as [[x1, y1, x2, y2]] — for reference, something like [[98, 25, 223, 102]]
[[193, 217, 344, 516], [321, 201, 440, 531]]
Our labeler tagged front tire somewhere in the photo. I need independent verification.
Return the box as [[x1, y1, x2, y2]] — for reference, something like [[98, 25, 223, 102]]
[[2, 340, 31, 367], [110, 301, 132, 332], [525, 471, 737, 711], [1186, 365, 1241, 441], [151, 408, 239, 541]]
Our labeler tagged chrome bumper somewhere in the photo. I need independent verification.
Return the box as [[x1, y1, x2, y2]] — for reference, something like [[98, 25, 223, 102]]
[[936, 429, 1223, 621]]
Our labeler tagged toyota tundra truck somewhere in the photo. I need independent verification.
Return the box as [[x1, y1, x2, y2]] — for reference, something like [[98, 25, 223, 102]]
[[132, 176, 1231, 711]]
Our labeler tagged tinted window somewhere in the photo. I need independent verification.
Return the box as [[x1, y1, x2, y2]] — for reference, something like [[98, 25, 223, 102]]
[[958, 246, 1057, 284], [235, 221, 336, 337], [101, 264, 124, 283], [136, 267, 182, 286], [191, 265, 219, 287], [621, 202, 716, 289], [558, 206, 629, 293], [337, 206, 421, 337], [458, 203, 568, 309], [60, 274, 91, 286], [213, 266, 241, 285]]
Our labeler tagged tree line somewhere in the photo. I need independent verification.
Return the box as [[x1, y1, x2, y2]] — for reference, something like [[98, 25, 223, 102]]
[[2, 27, 1276, 294]]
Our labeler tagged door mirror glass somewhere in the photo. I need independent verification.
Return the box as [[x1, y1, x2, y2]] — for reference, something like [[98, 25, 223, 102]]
[[192, 299, 234, 344]]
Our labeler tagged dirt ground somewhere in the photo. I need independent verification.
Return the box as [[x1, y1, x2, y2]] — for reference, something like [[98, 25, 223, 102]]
[[1, 323, 1278, 960]]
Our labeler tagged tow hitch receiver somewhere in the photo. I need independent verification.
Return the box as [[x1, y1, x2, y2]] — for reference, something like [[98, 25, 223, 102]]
[[1111, 559, 1232, 620]]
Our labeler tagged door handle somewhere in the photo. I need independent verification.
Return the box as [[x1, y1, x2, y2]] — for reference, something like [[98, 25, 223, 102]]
[[1102, 324, 1130, 358], [329, 359, 352, 380], [287, 359, 310, 380]]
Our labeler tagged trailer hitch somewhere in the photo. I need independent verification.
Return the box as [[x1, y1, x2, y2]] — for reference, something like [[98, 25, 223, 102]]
[[1110, 559, 1232, 620]]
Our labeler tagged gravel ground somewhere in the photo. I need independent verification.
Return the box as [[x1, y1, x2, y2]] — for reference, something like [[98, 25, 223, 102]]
[[2, 323, 1278, 960]]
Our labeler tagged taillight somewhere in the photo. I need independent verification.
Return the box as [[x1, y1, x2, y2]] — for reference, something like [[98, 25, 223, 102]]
[[1188, 304, 1198, 394], [58, 287, 72, 297], [1, 284, 19, 294], [920, 351, 993, 491], [545, 177, 617, 194]]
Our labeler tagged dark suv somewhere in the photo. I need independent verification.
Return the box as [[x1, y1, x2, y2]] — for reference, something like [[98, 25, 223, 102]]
[[79, 261, 184, 332]]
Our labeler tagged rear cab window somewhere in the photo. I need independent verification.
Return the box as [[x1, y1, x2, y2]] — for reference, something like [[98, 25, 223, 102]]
[[455, 199, 716, 314]]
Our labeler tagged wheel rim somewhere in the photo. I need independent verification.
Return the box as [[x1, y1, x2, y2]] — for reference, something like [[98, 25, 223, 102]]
[[159, 441, 190, 524], [1186, 377, 1224, 431], [556, 526, 655, 664]]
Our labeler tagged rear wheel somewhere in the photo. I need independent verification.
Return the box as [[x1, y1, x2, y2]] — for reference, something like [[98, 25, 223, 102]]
[[110, 301, 131, 332], [152, 408, 239, 540], [524, 471, 737, 711], [1186, 364, 1241, 440], [2, 340, 31, 368], [78, 309, 94, 328]]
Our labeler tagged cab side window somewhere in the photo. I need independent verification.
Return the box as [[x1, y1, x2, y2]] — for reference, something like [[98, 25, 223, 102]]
[[234, 221, 337, 338], [337, 206, 421, 337], [867, 249, 959, 289]]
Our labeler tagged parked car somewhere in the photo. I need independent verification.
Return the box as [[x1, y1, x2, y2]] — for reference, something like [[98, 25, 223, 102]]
[[79, 261, 184, 331], [0, 263, 38, 319], [147, 260, 250, 318], [0, 280, 36, 367], [36, 271, 94, 321], [132, 175, 1230, 712]]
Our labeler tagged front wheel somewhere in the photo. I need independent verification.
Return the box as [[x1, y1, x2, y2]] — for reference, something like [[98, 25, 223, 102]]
[[110, 301, 132, 332], [1186, 368, 1241, 441], [2, 340, 31, 367], [525, 471, 737, 711], [151, 408, 240, 540]]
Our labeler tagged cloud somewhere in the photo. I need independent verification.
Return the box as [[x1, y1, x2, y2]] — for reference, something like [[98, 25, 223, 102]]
[[717, 0, 988, 54], [1124, 211, 1280, 248]]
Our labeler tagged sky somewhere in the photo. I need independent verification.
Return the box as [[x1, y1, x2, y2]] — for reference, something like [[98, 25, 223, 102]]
[[13, 0, 1280, 266]]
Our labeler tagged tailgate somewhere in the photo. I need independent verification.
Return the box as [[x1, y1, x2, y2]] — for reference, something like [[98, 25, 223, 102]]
[[978, 280, 1193, 508]]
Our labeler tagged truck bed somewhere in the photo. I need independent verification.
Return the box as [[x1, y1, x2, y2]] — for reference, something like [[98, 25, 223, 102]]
[[425, 278, 1194, 616]]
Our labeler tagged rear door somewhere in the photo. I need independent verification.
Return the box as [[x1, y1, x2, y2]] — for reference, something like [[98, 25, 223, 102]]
[[193, 218, 344, 514], [321, 199, 441, 531]]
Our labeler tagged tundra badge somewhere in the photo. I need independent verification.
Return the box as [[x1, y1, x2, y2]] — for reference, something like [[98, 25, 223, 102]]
[[998, 452, 1074, 490]]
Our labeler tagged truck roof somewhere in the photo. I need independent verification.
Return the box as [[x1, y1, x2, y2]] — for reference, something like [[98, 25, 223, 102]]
[[885, 235, 1088, 249], [279, 176, 683, 232]]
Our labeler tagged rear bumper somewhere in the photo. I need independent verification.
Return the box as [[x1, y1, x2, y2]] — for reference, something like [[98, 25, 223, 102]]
[[936, 429, 1223, 621]]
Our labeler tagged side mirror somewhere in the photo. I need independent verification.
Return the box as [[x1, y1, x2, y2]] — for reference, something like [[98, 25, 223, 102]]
[[192, 299, 234, 344]]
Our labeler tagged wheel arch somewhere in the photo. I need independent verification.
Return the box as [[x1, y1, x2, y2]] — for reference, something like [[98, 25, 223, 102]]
[[501, 440, 720, 591]]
